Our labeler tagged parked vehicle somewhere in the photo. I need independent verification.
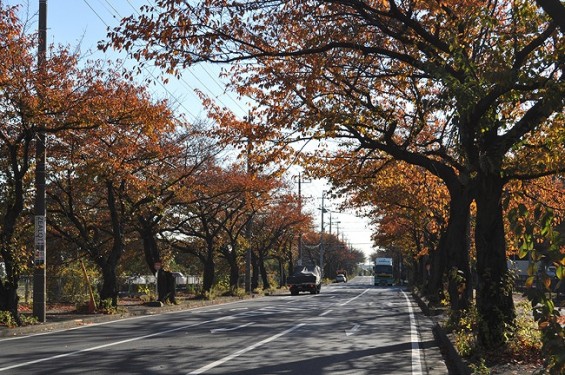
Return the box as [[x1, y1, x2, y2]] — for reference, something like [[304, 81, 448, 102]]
[[287, 265, 322, 295], [125, 275, 156, 285], [172, 272, 188, 286]]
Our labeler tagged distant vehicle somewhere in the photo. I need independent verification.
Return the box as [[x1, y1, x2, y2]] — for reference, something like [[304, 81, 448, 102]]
[[287, 265, 322, 295], [335, 274, 347, 283], [374, 258, 394, 286], [508, 259, 557, 281], [125, 275, 153, 285], [507, 259, 529, 282], [172, 272, 188, 286]]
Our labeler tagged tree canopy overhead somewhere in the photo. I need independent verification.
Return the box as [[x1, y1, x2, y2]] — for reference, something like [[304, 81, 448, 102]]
[[105, 0, 565, 181], [106, 0, 565, 348]]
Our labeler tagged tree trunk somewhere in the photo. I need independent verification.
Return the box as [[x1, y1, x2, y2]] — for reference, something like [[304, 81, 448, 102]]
[[412, 235, 424, 287], [223, 247, 239, 291], [258, 251, 270, 290], [202, 249, 215, 293], [218, 243, 240, 291], [278, 257, 286, 287], [99, 262, 119, 306], [425, 182, 472, 310], [0, 137, 31, 324], [138, 218, 160, 273], [288, 248, 294, 275], [426, 234, 446, 303], [97, 180, 125, 307], [444, 190, 472, 312], [0, 280, 20, 325], [475, 173, 515, 348], [251, 251, 259, 290]]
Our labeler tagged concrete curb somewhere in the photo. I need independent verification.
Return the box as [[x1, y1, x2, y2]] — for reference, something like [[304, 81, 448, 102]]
[[0, 313, 130, 337], [411, 290, 472, 375], [432, 323, 472, 375]]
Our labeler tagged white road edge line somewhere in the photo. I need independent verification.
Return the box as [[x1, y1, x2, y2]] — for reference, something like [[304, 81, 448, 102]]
[[401, 290, 423, 375], [188, 323, 306, 374]]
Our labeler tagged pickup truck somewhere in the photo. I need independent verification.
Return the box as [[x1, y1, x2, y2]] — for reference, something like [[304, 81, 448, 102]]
[[287, 265, 322, 295]]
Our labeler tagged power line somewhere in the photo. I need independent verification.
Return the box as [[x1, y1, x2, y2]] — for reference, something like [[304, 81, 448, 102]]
[[83, 0, 200, 121], [118, 0, 249, 117]]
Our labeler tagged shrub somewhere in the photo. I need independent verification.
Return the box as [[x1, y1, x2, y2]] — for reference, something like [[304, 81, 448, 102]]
[[0, 311, 17, 328]]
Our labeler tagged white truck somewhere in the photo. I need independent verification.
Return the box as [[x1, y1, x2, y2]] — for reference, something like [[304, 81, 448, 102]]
[[374, 258, 394, 286]]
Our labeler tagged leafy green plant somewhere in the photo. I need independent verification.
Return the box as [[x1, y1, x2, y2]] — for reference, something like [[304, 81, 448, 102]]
[[227, 287, 247, 298], [138, 284, 155, 301], [19, 314, 38, 326], [185, 284, 198, 295], [469, 358, 489, 375], [0, 311, 17, 328], [263, 286, 278, 296], [49, 260, 99, 304], [507, 203, 565, 374], [203, 289, 217, 300], [506, 300, 542, 354], [98, 298, 121, 314], [447, 305, 480, 357]]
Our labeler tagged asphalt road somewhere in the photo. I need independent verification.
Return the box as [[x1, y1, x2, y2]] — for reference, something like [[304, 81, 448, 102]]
[[0, 276, 448, 374]]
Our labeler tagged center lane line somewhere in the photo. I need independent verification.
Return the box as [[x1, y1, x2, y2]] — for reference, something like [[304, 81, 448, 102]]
[[188, 323, 306, 374]]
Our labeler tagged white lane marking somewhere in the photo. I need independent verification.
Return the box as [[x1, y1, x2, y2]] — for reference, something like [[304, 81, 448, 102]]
[[401, 291, 423, 375], [0, 319, 216, 372], [196, 308, 222, 313], [212, 315, 232, 322], [339, 288, 370, 306], [345, 323, 360, 337], [0, 298, 249, 342], [210, 322, 254, 334], [319, 309, 332, 317], [188, 323, 305, 374]]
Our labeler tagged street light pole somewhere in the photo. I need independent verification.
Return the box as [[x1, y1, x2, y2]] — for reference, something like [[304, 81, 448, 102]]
[[33, 0, 47, 322]]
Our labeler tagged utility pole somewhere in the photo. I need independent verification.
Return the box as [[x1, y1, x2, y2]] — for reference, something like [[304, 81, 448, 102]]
[[244, 117, 253, 295], [295, 173, 310, 266], [33, 0, 47, 322], [335, 221, 341, 238], [319, 192, 326, 275]]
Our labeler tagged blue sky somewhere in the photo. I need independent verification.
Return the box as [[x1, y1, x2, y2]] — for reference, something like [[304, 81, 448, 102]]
[[7, 0, 376, 260], [8, 0, 240, 121]]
